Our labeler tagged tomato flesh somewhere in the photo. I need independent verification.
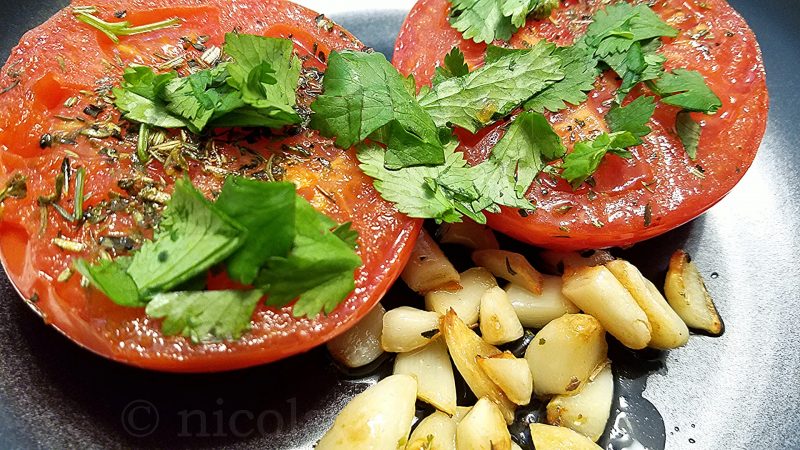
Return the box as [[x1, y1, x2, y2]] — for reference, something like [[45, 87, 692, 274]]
[[394, 0, 768, 250], [0, 0, 420, 372]]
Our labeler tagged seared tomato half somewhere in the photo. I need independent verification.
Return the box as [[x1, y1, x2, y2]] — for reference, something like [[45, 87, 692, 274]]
[[0, 0, 421, 372], [394, 0, 768, 250]]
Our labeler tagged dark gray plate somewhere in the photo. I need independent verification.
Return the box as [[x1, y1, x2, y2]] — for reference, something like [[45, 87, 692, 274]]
[[0, 1, 798, 449]]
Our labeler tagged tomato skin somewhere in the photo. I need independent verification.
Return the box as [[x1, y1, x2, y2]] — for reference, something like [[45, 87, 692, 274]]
[[0, 0, 421, 372], [393, 0, 768, 250]]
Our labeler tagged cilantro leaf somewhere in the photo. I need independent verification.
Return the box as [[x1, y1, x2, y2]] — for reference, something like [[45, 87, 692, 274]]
[[126, 178, 245, 297], [584, 3, 677, 56], [471, 111, 564, 212], [358, 142, 481, 224], [145, 290, 263, 343], [215, 178, 296, 285], [310, 50, 444, 169], [606, 95, 657, 142], [676, 111, 702, 160], [525, 43, 600, 113], [602, 39, 666, 100], [114, 34, 302, 133], [419, 42, 564, 133], [561, 132, 638, 187], [649, 69, 723, 114], [432, 47, 470, 85], [448, 0, 559, 44], [113, 67, 188, 128], [73, 257, 142, 307], [257, 197, 362, 317], [217, 33, 302, 127]]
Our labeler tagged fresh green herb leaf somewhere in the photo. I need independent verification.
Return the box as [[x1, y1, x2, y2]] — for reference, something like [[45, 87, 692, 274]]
[[419, 42, 564, 133], [584, 3, 677, 56], [113, 66, 188, 129], [675, 111, 702, 159], [649, 69, 723, 114], [114, 34, 302, 133], [561, 131, 638, 187], [257, 197, 362, 317], [216, 34, 302, 127], [74, 258, 142, 307], [358, 142, 481, 223], [310, 50, 444, 169], [145, 290, 263, 343], [525, 43, 600, 113], [432, 47, 470, 85], [606, 95, 657, 142], [448, 0, 559, 44], [215, 178, 296, 285], [73, 7, 180, 44], [471, 111, 564, 212], [602, 39, 666, 100], [126, 178, 245, 297]]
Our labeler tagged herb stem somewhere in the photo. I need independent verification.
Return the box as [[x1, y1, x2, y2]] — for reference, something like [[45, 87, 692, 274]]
[[74, 167, 86, 221], [73, 9, 181, 44], [137, 123, 151, 163]]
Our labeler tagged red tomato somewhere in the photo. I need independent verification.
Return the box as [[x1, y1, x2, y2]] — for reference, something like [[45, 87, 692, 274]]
[[0, 0, 421, 372], [394, 0, 768, 250]]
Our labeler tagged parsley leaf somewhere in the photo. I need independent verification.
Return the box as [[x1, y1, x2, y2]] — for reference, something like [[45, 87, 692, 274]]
[[561, 132, 639, 187], [162, 65, 241, 133], [471, 111, 564, 212], [649, 69, 723, 114], [432, 47, 470, 85], [606, 95, 657, 143], [310, 50, 444, 169], [525, 43, 600, 113], [257, 197, 362, 317], [113, 67, 188, 129], [215, 178, 296, 285], [675, 111, 702, 160], [602, 39, 666, 100], [145, 290, 263, 343], [419, 42, 564, 133], [448, 0, 559, 44], [126, 178, 245, 297], [73, 257, 142, 307]]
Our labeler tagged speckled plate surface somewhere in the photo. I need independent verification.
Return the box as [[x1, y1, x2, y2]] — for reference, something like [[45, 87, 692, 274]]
[[0, 1, 798, 449]]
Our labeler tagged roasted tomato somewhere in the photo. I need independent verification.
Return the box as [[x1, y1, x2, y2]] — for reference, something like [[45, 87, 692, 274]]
[[0, 0, 421, 372], [393, 0, 768, 250]]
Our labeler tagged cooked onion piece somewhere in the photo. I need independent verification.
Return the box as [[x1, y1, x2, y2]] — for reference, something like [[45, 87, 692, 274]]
[[437, 220, 500, 250], [472, 250, 544, 294], [561, 266, 652, 350], [529, 423, 603, 450], [539, 249, 615, 274], [505, 276, 580, 329], [477, 353, 533, 406], [394, 338, 457, 415], [664, 250, 724, 335], [605, 260, 690, 349], [425, 267, 496, 326], [402, 230, 461, 294], [317, 374, 418, 450], [441, 310, 516, 423], [479, 286, 524, 345], [546, 364, 613, 442], [406, 411, 457, 450], [525, 314, 608, 396], [455, 397, 512, 450], [382, 307, 441, 353], [327, 304, 385, 368]]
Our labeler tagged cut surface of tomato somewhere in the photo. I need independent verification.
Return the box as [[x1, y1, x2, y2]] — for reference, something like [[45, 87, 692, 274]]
[[0, 0, 420, 372], [393, 0, 768, 250]]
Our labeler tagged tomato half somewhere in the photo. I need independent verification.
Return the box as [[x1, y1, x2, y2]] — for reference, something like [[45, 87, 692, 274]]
[[0, 0, 421, 372], [394, 0, 768, 250]]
